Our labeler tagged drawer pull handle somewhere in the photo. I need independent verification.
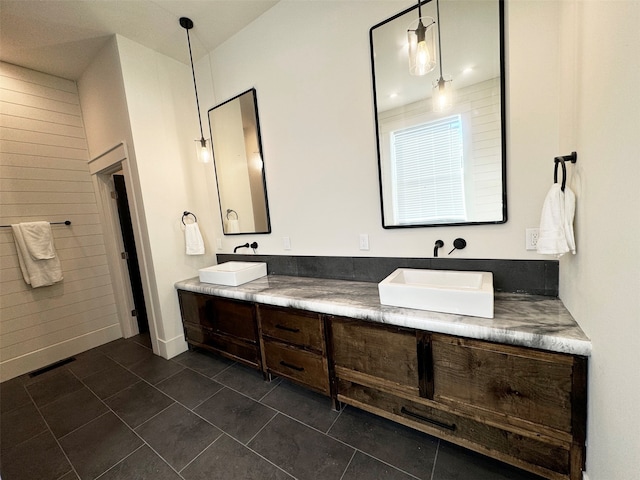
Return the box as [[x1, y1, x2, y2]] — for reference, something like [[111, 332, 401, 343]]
[[400, 407, 456, 431], [279, 361, 304, 372], [275, 324, 300, 333]]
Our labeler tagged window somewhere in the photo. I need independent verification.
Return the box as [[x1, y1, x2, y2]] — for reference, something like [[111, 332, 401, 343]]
[[390, 115, 466, 224]]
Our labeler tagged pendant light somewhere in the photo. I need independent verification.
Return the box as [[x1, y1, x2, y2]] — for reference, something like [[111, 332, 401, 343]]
[[180, 17, 210, 163], [432, 0, 454, 112], [407, 1, 436, 76]]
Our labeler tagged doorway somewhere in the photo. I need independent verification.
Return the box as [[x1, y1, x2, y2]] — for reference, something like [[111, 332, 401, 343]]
[[112, 174, 148, 334]]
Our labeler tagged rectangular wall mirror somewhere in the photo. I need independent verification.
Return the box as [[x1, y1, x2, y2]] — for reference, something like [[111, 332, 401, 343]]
[[371, 0, 506, 228], [208, 88, 271, 235]]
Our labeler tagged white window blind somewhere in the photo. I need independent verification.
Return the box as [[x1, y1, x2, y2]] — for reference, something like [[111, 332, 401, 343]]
[[390, 115, 466, 224]]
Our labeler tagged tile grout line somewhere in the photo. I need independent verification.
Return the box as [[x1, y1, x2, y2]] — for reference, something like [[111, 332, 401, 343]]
[[92, 444, 146, 480], [429, 439, 441, 480], [338, 450, 357, 480], [225, 430, 298, 479], [177, 431, 225, 474], [244, 410, 280, 446], [69, 366, 187, 480], [22, 379, 82, 480]]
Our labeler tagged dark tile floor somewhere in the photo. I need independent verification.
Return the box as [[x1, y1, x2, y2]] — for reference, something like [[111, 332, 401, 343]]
[[0, 334, 545, 480]]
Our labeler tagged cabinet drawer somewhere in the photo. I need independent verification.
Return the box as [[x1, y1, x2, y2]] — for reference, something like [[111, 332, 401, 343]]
[[431, 334, 576, 434], [184, 324, 261, 369], [263, 340, 330, 395], [337, 380, 570, 479], [258, 305, 324, 352], [330, 317, 419, 395]]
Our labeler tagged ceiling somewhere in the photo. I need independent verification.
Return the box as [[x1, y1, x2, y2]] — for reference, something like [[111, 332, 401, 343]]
[[0, 0, 279, 80]]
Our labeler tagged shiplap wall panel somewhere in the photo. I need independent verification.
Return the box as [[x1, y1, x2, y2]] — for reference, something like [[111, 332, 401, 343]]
[[0, 178, 96, 193], [1, 153, 91, 170], [0, 62, 77, 92], [1, 139, 90, 159], [1, 103, 85, 128], [0, 62, 120, 381], [1, 165, 95, 182], [3, 115, 86, 138], [2, 293, 115, 333]]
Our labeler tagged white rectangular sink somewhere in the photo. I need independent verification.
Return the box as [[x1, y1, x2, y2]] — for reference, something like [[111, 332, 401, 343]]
[[198, 261, 267, 286], [378, 268, 494, 318]]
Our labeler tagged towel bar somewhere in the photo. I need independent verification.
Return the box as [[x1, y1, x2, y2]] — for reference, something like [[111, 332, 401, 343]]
[[553, 151, 577, 192], [0, 220, 71, 228]]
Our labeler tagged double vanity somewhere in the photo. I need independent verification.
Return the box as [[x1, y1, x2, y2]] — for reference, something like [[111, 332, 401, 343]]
[[175, 262, 589, 480]]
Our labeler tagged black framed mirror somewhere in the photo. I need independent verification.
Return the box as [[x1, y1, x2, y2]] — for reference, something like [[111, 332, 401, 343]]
[[208, 88, 271, 235], [371, 0, 506, 228]]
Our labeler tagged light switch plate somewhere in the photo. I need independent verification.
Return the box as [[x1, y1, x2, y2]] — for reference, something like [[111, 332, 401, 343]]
[[359, 234, 370, 251]]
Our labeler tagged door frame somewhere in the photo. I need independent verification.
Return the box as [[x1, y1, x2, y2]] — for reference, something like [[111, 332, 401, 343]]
[[89, 142, 158, 351]]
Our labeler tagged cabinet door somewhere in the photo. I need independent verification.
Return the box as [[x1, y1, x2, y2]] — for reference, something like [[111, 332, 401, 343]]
[[430, 334, 579, 434], [329, 317, 420, 397], [208, 296, 258, 343], [178, 290, 258, 343]]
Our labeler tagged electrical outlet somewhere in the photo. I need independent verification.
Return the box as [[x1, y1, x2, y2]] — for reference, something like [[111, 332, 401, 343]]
[[359, 234, 370, 251], [216, 238, 222, 250], [526, 228, 539, 250], [282, 236, 291, 250]]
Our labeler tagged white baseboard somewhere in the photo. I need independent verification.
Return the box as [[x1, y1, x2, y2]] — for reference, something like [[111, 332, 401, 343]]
[[583, 472, 590, 480], [156, 333, 188, 360], [0, 324, 122, 382]]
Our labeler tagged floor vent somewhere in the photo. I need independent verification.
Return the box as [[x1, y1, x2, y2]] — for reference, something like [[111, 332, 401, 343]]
[[28, 357, 76, 378]]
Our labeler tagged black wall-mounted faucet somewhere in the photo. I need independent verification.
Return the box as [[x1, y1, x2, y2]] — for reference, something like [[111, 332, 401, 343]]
[[434, 240, 444, 257], [233, 242, 258, 253], [233, 243, 249, 253]]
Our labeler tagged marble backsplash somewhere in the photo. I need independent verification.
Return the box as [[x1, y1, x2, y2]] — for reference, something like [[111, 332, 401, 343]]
[[216, 254, 559, 296]]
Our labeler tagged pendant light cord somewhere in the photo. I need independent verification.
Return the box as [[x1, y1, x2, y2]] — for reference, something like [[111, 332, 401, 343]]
[[184, 26, 205, 140], [436, 0, 444, 79]]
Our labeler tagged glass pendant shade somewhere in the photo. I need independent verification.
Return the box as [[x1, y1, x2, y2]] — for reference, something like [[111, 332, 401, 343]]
[[407, 17, 436, 76], [432, 75, 454, 112], [196, 138, 211, 163]]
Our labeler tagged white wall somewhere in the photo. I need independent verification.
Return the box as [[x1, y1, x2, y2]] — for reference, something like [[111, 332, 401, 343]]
[[0, 62, 121, 381], [199, 1, 640, 477], [79, 35, 219, 359], [202, 0, 559, 259], [557, 1, 640, 479]]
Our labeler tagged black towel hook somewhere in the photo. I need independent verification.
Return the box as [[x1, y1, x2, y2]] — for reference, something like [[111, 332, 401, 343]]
[[182, 211, 197, 225], [553, 151, 577, 192]]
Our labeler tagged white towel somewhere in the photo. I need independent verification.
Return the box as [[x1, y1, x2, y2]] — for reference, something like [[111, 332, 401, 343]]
[[536, 184, 576, 257], [185, 222, 205, 255], [20, 221, 56, 259], [225, 218, 240, 234], [11, 223, 63, 287]]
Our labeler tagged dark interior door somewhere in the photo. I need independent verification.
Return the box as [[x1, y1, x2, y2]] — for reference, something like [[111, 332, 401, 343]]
[[113, 174, 148, 333]]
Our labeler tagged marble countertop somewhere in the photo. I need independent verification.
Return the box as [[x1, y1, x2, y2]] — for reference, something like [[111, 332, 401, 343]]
[[175, 275, 591, 356]]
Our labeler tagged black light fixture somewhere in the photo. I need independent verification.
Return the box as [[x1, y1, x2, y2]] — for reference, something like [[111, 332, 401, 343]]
[[407, 0, 436, 76], [180, 17, 210, 163], [432, 0, 454, 112]]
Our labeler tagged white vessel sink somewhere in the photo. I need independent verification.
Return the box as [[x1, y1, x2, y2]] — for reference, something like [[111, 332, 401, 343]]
[[378, 268, 494, 318], [198, 261, 267, 286]]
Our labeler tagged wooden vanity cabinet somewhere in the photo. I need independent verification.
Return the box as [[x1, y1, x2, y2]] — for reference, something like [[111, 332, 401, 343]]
[[177, 290, 261, 369], [257, 305, 330, 395], [328, 316, 587, 480], [176, 289, 587, 480]]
